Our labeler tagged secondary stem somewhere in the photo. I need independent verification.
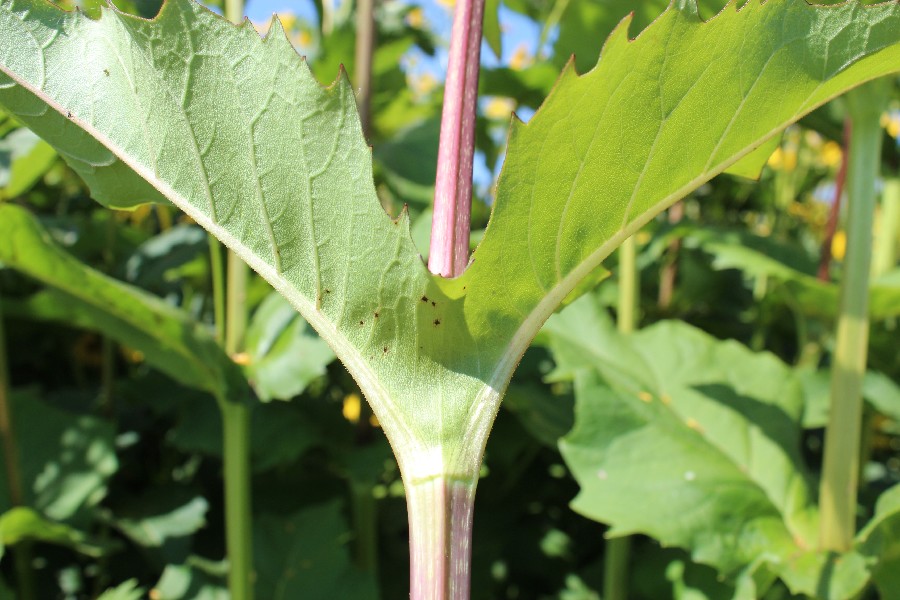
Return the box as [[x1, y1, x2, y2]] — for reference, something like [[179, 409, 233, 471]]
[[605, 236, 638, 600], [428, 0, 486, 277], [219, 2, 254, 598], [818, 81, 888, 552], [408, 477, 475, 600]]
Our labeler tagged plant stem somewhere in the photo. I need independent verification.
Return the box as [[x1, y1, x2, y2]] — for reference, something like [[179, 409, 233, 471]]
[[407, 477, 475, 600], [209, 237, 226, 342], [818, 120, 851, 281], [604, 236, 638, 600], [0, 298, 35, 600], [617, 236, 638, 335], [818, 81, 888, 552], [220, 397, 253, 600], [354, 0, 375, 138], [429, 0, 486, 277], [218, 2, 253, 597], [872, 178, 900, 278], [658, 202, 683, 310]]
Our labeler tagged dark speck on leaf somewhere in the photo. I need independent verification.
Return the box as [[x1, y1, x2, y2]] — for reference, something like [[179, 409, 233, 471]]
[[421, 296, 428, 303], [103, 68, 109, 76], [325, 288, 331, 294], [66, 112, 72, 118], [383, 347, 388, 354], [433, 319, 441, 326], [431, 301, 436, 307], [374, 312, 380, 319], [359, 320, 364, 325]]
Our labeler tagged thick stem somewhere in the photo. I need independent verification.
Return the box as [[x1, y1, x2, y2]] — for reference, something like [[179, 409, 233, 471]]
[[818, 82, 887, 552], [354, 0, 375, 138], [429, 0, 486, 277], [407, 477, 475, 600]]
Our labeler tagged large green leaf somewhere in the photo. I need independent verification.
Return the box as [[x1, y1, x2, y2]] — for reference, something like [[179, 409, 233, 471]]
[[548, 295, 898, 598], [1, 0, 899, 485], [0, 204, 245, 403]]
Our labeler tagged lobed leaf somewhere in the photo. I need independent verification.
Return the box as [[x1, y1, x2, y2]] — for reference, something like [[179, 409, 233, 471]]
[[1, 0, 899, 483]]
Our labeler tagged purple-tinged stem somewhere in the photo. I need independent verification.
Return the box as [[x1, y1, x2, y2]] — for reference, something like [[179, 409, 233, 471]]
[[408, 477, 475, 600], [429, 0, 486, 278]]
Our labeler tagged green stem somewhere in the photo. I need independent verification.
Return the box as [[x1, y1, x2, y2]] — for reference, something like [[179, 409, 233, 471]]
[[221, 251, 253, 600], [0, 298, 35, 600], [617, 235, 638, 334], [605, 236, 638, 600], [873, 178, 900, 278], [219, 3, 253, 596], [220, 398, 253, 600], [818, 81, 888, 552], [225, 251, 248, 356], [209, 237, 226, 343], [407, 477, 475, 600]]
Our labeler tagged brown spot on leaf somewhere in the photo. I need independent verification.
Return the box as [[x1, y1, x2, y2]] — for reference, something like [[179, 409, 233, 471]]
[[433, 319, 441, 326], [421, 296, 428, 303]]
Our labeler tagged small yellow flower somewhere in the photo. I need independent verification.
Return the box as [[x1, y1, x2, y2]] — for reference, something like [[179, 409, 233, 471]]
[[406, 7, 424, 28], [509, 43, 531, 71], [484, 97, 515, 120], [831, 230, 847, 261], [437, 0, 455, 8], [343, 393, 362, 423], [881, 110, 900, 139], [819, 141, 842, 169]]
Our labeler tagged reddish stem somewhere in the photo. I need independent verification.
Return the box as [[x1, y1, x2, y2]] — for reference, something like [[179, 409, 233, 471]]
[[818, 119, 852, 281], [408, 478, 475, 600], [429, 0, 486, 278]]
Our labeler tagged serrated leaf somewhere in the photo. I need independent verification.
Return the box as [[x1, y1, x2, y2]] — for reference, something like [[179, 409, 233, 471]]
[[0, 204, 246, 403], [1, 0, 899, 485]]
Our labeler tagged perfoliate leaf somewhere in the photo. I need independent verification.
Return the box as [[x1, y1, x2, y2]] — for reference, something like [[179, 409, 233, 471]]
[[1, 0, 899, 484]]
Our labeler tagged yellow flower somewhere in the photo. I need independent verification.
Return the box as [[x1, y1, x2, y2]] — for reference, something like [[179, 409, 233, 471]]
[[343, 393, 362, 423], [767, 146, 797, 172], [882, 110, 900, 139], [484, 97, 515, 120], [831, 230, 846, 261], [437, 0, 455, 8], [407, 7, 424, 28], [819, 141, 842, 169], [509, 43, 531, 71]]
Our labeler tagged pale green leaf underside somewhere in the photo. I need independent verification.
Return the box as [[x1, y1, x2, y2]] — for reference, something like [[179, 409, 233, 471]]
[[1, 0, 898, 479]]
